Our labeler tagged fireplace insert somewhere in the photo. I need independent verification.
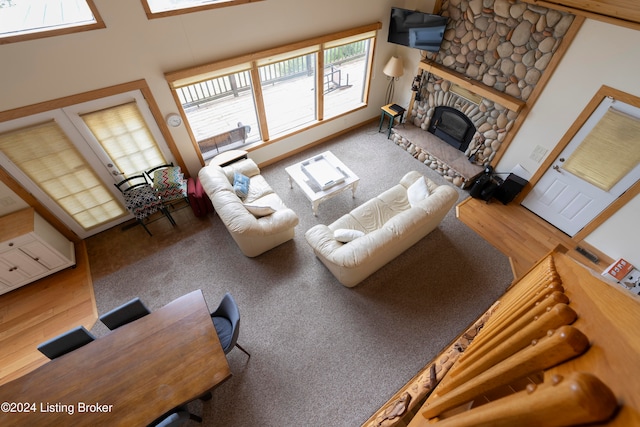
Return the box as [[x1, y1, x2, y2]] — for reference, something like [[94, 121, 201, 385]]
[[428, 106, 476, 152]]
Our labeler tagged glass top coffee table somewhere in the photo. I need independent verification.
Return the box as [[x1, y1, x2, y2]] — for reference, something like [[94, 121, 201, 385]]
[[285, 151, 359, 216]]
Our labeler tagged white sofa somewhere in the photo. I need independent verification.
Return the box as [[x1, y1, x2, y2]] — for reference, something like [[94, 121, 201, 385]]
[[198, 158, 299, 257], [304, 171, 458, 287]]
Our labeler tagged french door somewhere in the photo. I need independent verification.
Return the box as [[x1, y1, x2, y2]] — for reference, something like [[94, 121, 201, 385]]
[[0, 90, 175, 239]]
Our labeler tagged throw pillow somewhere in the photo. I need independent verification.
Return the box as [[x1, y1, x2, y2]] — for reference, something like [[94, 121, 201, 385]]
[[407, 177, 430, 207], [333, 228, 365, 243], [153, 166, 183, 190], [233, 171, 250, 199], [245, 204, 276, 217]]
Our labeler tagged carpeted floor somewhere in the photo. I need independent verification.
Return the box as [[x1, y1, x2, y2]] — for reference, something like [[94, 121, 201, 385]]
[[86, 122, 513, 427]]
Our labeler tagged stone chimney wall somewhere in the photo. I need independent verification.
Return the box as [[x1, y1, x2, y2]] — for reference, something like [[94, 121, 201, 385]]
[[433, 0, 576, 101], [401, 0, 576, 175]]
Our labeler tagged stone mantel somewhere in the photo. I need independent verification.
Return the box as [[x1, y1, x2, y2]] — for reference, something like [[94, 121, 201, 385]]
[[418, 61, 526, 113]]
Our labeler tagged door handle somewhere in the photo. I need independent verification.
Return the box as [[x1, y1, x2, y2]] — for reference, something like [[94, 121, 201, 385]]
[[553, 165, 561, 173]]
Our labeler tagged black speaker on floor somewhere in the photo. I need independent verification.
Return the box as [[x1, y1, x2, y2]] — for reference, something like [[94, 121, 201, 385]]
[[494, 173, 528, 205], [469, 167, 495, 201]]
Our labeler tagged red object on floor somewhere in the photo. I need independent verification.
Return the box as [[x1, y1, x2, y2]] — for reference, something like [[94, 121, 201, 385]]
[[187, 177, 214, 217]]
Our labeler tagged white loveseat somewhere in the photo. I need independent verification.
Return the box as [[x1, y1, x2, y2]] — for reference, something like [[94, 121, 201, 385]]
[[198, 158, 299, 257], [304, 171, 458, 287]]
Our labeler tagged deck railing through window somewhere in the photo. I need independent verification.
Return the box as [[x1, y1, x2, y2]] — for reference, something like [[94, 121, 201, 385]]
[[176, 41, 369, 109]]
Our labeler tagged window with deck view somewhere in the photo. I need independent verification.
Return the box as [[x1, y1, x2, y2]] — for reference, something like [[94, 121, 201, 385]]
[[167, 25, 377, 162]]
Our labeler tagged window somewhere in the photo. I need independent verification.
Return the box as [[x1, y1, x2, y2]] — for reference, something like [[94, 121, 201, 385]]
[[0, 120, 127, 231], [166, 23, 380, 162], [80, 102, 167, 176], [142, 0, 263, 18], [323, 38, 373, 119], [258, 49, 319, 138], [174, 65, 260, 161], [0, 0, 104, 44]]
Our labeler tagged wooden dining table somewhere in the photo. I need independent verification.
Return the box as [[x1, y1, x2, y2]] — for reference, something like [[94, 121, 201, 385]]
[[0, 290, 231, 426]]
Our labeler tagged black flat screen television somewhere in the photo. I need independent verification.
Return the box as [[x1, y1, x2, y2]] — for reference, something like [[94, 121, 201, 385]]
[[388, 7, 447, 52]]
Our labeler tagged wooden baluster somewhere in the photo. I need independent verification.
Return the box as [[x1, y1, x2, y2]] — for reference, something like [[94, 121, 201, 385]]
[[420, 372, 617, 427], [423, 325, 589, 417], [455, 291, 568, 363], [462, 262, 561, 353], [449, 290, 569, 379], [446, 297, 574, 382], [482, 273, 562, 334]]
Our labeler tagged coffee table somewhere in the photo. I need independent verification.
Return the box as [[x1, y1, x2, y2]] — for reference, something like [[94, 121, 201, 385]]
[[285, 151, 359, 216]]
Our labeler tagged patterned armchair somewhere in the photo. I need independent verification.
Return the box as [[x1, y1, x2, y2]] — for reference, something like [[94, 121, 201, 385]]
[[115, 174, 176, 236]]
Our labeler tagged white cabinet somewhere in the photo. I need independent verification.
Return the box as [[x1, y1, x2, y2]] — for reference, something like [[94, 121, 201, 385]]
[[0, 208, 75, 295]]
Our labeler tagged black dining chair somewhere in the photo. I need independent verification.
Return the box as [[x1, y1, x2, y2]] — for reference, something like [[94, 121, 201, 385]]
[[37, 326, 96, 360], [210, 293, 250, 358], [148, 406, 202, 427], [100, 297, 151, 330]]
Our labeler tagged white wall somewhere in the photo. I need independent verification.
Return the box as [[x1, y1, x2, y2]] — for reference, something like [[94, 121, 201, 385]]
[[495, 19, 640, 266], [0, 0, 397, 175]]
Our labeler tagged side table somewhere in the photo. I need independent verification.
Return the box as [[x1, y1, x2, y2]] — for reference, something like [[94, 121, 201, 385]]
[[378, 104, 405, 139]]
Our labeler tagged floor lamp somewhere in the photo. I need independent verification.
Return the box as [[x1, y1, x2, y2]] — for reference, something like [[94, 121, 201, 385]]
[[383, 56, 404, 105]]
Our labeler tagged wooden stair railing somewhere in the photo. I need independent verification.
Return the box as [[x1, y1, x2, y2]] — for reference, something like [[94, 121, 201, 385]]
[[363, 247, 640, 427]]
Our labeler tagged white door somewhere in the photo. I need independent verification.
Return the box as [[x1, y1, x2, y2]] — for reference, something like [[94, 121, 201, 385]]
[[522, 97, 640, 236], [0, 90, 176, 239]]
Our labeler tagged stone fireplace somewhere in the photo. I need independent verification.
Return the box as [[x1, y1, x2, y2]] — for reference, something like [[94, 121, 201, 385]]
[[428, 105, 476, 152], [390, 0, 576, 187]]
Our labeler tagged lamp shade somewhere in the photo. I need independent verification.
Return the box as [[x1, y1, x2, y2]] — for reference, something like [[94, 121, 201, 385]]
[[383, 56, 404, 78]]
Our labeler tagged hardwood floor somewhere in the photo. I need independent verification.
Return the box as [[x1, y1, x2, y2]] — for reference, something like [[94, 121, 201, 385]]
[[0, 241, 96, 385], [0, 206, 213, 386], [0, 195, 612, 386], [456, 196, 612, 279]]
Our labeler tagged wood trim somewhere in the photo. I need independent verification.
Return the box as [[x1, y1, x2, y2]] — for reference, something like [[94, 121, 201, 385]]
[[522, 85, 640, 191], [0, 0, 106, 45], [256, 116, 378, 168], [0, 168, 80, 243], [573, 179, 640, 241], [491, 15, 585, 166], [168, 89, 206, 166], [250, 64, 269, 142], [418, 61, 525, 113], [0, 80, 186, 174], [0, 80, 147, 122], [138, 85, 189, 178], [141, 0, 265, 20], [317, 48, 326, 122], [164, 22, 383, 86], [520, 0, 640, 31], [480, 86, 640, 272], [361, 35, 377, 106], [0, 79, 187, 236]]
